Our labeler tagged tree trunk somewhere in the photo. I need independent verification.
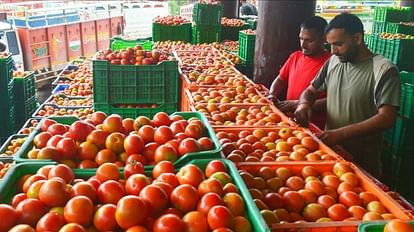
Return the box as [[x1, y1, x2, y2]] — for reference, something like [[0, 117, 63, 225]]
[[253, 0, 316, 87]]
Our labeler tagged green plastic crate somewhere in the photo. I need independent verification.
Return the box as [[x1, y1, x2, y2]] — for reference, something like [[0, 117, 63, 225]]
[[0, 159, 268, 232], [15, 96, 38, 126], [93, 60, 179, 105], [152, 23, 191, 42], [0, 55, 14, 90], [192, 3, 223, 26], [110, 38, 153, 51], [0, 106, 16, 138], [358, 221, 414, 232], [374, 6, 413, 23], [236, 62, 254, 79], [399, 72, 414, 118], [0, 78, 14, 110], [372, 21, 387, 34], [247, 19, 257, 30], [221, 24, 250, 41], [238, 30, 256, 64], [93, 103, 178, 119], [192, 25, 221, 44], [389, 116, 414, 154], [13, 71, 36, 102], [386, 22, 414, 35], [14, 112, 222, 167], [31, 103, 90, 118]]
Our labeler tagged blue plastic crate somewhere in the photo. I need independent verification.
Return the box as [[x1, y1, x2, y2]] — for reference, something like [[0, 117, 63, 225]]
[[51, 84, 70, 95]]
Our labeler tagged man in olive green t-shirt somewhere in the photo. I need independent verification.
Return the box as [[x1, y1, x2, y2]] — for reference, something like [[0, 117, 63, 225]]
[[294, 13, 400, 178]]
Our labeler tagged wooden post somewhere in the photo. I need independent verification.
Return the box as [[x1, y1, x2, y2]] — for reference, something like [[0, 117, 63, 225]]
[[220, 0, 239, 18], [253, 0, 316, 87]]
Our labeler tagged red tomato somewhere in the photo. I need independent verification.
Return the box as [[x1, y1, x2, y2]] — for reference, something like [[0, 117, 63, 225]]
[[139, 185, 168, 215], [26, 179, 46, 199], [71, 181, 97, 202], [161, 207, 184, 218], [64, 196, 94, 226], [9, 224, 36, 232], [153, 214, 185, 232], [56, 138, 78, 160], [207, 205, 235, 230], [133, 116, 153, 131], [152, 182, 174, 198], [327, 203, 350, 221], [176, 164, 205, 187], [339, 191, 362, 208], [122, 118, 135, 133], [97, 180, 125, 204], [105, 132, 126, 154], [170, 184, 200, 213], [115, 195, 148, 229], [78, 160, 98, 169], [47, 123, 68, 136], [198, 178, 224, 196], [154, 144, 178, 163], [68, 121, 93, 142], [178, 138, 200, 155], [143, 142, 160, 163], [11, 193, 27, 208], [184, 123, 203, 139], [152, 112, 172, 127], [91, 111, 107, 125], [58, 223, 86, 232], [36, 212, 65, 232], [198, 137, 214, 151], [205, 160, 227, 178], [33, 132, 52, 148], [96, 163, 120, 182], [86, 129, 110, 150], [41, 118, 57, 132], [39, 178, 70, 207], [102, 114, 124, 133], [170, 121, 186, 135], [125, 225, 150, 232], [384, 219, 414, 232], [48, 164, 75, 184], [125, 174, 151, 195], [152, 161, 175, 179], [78, 141, 99, 161], [93, 204, 118, 231], [156, 173, 179, 188], [95, 148, 117, 165], [124, 134, 145, 155], [124, 160, 145, 180], [197, 192, 225, 215], [183, 211, 209, 232], [36, 146, 60, 161], [153, 126, 174, 144], [138, 125, 155, 143], [16, 198, 48, 226], [0, 204, 18, 231]]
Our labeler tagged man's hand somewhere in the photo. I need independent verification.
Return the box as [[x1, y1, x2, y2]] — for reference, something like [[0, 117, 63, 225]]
[[276, 100, 298, 113], [318, 129, 346, 147], [266, 94, 279, 105], [294, 103, 312, 127]]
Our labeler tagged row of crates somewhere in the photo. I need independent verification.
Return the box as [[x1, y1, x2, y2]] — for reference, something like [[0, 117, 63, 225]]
[[372, 21, 414, 35], [374, 6, 413, 23], [0, 55, 17, 141]]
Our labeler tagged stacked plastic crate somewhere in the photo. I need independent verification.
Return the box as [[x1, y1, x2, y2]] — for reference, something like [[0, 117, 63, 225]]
[[0, 54, 16, 143], [192, 3, 223, 44], [13, 71, 38, 129], [152, 16, 192, 43], [236, 29, 256, 79]]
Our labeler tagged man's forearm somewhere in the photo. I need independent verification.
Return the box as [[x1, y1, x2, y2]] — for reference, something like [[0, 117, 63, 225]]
[[312, 98, 326, 112], [298, 88, 318, 107], [268, 76, 286, 98]]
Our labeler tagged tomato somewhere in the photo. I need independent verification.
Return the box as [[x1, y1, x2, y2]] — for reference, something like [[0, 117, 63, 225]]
[[22, 174, 45, 193], [154, 144, 178, 163], [170, 184, 200, 213], [63, 196, 94, 226], [47, 123, 68, 136], [161, 207, 184, 218], [198, 137, 214, 151], [177, 138, 200, 156], [97, 180, 125, 204], [143, 142, 160, 163], [16, 198, 48, 226], [282, 191, 305, 213], [285, 176, 305, 191], [41, 118, 57, 132], [263, 192, 284, 210], [39, 178, 70, 207], [302, 203, 327, 222], [317, 194, 336, 210], [125, 173, 151, 195], [155, 173, 179, 188], [36, 212, 65, 232], [152, 112, 172, 127], [106, 132, 126, 154], [205, 160, 227, 178], [78, 160, 98, 169], [210, 172, 232, 186], [68, 121, 93, 142], [0, 204, 18, 231], [170, 121, 186, 135], [183, 211, 209, 232], [233, 216, 253, 232], [56, 138, 78, 160], [59, 223, 87, 232], [198, 178, 224, 196], [207, 205, 235, 230], [165, 139, 180, 152], [126, 225, 150, 232], [93, 204, 118, 231], [138, 125, 155, 143], [133, 116, 153, 131], [212, 228, 233, 232], [124, 134, 145, 155], [359, 191, 379, 207], [71, 181, 97, 202], [153, 214, 185, 232], [384, 219, 414, 232], [86, 129, 110, 150], [197, 192, 225, 215], [124, 160, 145, 180], [327, 203, 350, 221], [90, 111, 107, 125], [37, 146, 60, 161], [153, 182, 174, 198], [176, 164, 204, 187], [348, 205, 366, 220], [96, 163, 120, 182], [9, 224, 36, 232], [33, 132, 52, 148], [154, 126, 174, 144], [102, 114, 124, 133], [26, 179, 46, 199], [95, 149, 117, 165], [78, 141, 98, 161], [339, 191, 362, 208], [122, 118, 135, 133], [11, 193, 27, 208], [223, 193, 245, 216], [115, 195, 148, 229], [185, 123, 203, 139], [139, 185, 168, 215], [48, 164, 75, 184], [152, 161, 175, 179]]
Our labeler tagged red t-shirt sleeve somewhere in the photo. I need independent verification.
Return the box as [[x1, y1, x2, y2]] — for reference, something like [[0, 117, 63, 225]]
[[279, 52, 299, 81]]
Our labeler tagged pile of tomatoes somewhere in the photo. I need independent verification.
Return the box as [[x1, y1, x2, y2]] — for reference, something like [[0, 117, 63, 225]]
[[28, 111, 216, 168], [0, 160, 253, 232]]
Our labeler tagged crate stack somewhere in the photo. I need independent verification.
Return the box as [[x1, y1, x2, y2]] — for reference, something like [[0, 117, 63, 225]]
[[0, 54, 16, 142], [367, 6, 414, 72], [220, 17, 250, 41], [382, 71, 414, 203], [13, 71, 38, 128], [192, 3, 223, 44], [236, 29, 256, 79], [152, 17, 192, 43]]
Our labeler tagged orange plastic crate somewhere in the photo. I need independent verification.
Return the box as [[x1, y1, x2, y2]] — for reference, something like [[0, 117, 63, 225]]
[[236, 162, 414, 232]]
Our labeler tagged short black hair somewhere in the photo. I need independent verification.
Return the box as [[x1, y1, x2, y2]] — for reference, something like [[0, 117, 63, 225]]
[[300, 16, 328, 36], [0, 41, 6, 52], [325, 13, 364, 35]]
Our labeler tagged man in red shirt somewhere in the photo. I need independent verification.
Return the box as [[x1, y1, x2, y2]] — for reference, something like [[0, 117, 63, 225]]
[[267, 16, 331, 129]]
